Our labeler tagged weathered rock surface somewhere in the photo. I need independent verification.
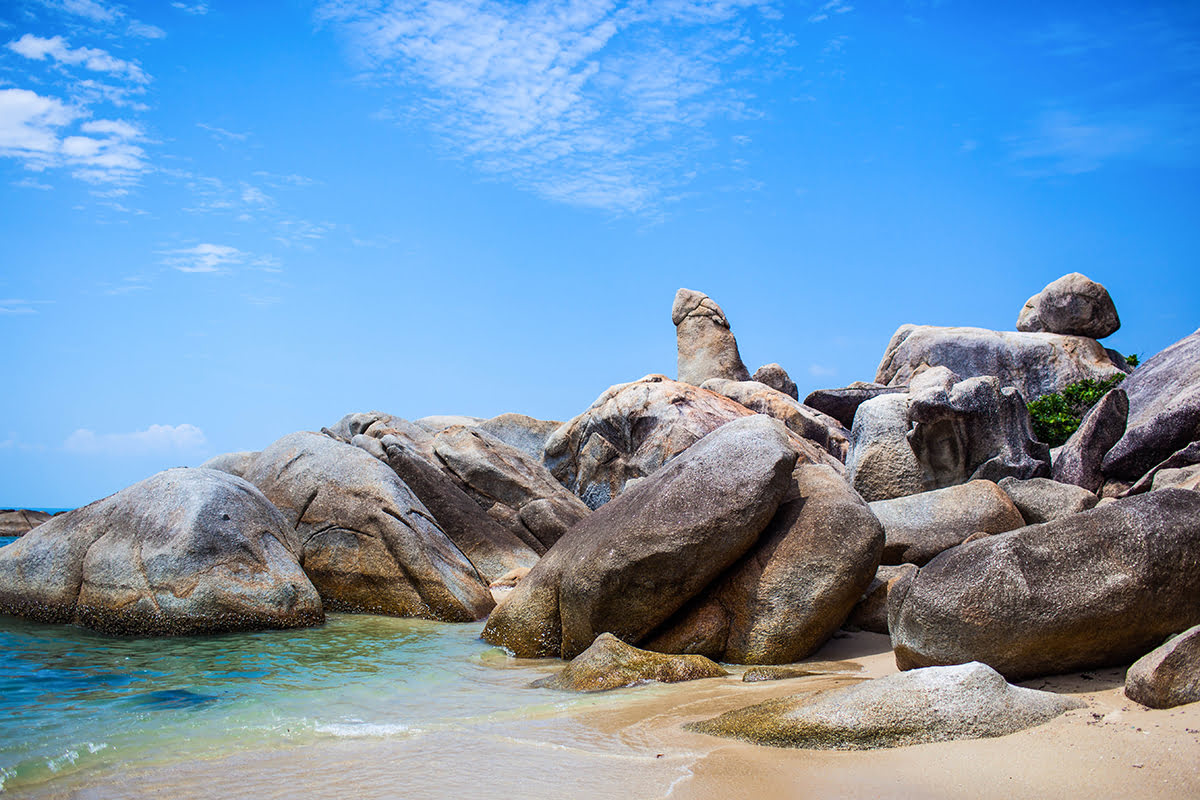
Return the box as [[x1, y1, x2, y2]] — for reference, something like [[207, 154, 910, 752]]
[[998, 476, 1098, 524], [752, 363, 799, 400], [431, 426, 589, 553], [644, 464, 883, 664], [844, 393, 926, 502], [199, 451, 259, 479], [673, 288, 751, 386], [0, 468, 323, 635], [244, 432, 494, 622], [414, 415, 484, 432], [0, 509, 55, 537], [846, 564, 918, 634], [1125, 625, 1200, 709], [532, 633, 727, 692], [870, 480, 1025, 566], [1052, 388, 1128, 492], [482, 416, 797, 659], [890, 489, 1200, 681], [1102, 329, 1200, 482], [741, 661, 863, 682], [876, 324, 1128, 402], [322, 411, 436, 462], [476, 413, 562, 461], [1017, 272, 1120, 339], [1152, 463, 1200, 492], [804, 383, 908, 430], [1127, 442, 1200, 496], [701, 378, 850, 461], [687, 662, 1083, 749]]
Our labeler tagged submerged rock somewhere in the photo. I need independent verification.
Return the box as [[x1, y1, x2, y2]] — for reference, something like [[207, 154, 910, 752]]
[[687, 662, 1084, 749], [741, 661, 863, 683], [0, 468, 323, 635], [1125, 625, 1200, 710], [533, 633, 727, 692], [673, 288, 751, 386], [1017, 272, 1120, 339]]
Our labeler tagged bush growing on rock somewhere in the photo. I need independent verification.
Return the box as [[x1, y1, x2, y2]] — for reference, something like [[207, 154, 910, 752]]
[[1027, 375, 1126, 447]]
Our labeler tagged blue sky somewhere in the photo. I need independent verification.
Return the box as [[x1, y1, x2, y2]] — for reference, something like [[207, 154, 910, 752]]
[[1, 0, 1197, 507]]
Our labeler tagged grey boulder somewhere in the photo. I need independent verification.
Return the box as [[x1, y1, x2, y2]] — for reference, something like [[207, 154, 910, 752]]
[[1051, 388, 1128, 492], [803, 383, 908, 430], [322, 411, 437, 462], [752, 363, 799, 400], [673, 288, 751, 386], [1016, 272, 1120, 339], [199, 451, 258, 479], [998, 476, 1098, 524], [701, 378, 850, 461], [1125, 625, 1200, 709]]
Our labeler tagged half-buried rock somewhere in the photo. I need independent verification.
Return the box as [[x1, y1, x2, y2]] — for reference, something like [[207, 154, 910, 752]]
[[0, 468, 323, 635], [482, 415, 797, 659], [1125, 625, 1200, 710], [244, 432, 494, 622], [532, 633, 727, 692], [687, 662, 1083, 749]]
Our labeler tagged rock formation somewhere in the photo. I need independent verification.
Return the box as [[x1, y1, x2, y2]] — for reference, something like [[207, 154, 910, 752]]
[[673, 288, 751, 385], [701, 378, 849, 461], [1051, 388, 1128, 492], [997, 476, 1098, 525], [752, 363, 799, 400], [803, 383, 907, 430], [1017, 272, 1120, 339], [532, 633, 727, 692]]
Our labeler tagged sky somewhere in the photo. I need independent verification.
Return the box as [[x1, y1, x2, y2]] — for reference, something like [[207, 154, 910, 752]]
[[1, 0, 1197, 507]]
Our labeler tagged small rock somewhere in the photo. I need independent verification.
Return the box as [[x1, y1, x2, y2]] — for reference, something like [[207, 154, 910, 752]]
[[752, 363, 799, 400], [1016, 272, 1120, 339], [532, 633, 727, 692], [1125, 624, 1200, 709]]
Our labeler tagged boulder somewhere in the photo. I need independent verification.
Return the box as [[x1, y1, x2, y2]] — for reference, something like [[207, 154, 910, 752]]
[[476, 413, 562, 461], [998, 476, 1098, 524], [701, 378, 850, 461], [1102, 329, 1200, 482], [889, 489, 1200, 681], [532, 633, 727, 692], [0, 468, 323, 635], [687, 662, 1084, 749], [876, 324, 1128, 402], [742, 661, 863, 682], [1127, 441, 1200, 496], [431, 426, 589, 553], [414, 415, 484, 431], [1051, 388, 1128, 492], [353, 433, 539, 583], [0, 509, 55, 537], [644, 464, 883, 664], [1152, 463, 1200, 492], [482, 416, 797, 659], [322, 411, 436, 462], [752, 363, 799, 400], [1016, 272, 1120, 339], [244, 432, 494, 622], [673, 288, 751, 385], [870, 480, 1025, 566], [803, 383, 908, 430], [844, 393, 926, 502], [1125, 625, 1200, 709], [199, 451, 258, 479], [846, 564, 918, 634]]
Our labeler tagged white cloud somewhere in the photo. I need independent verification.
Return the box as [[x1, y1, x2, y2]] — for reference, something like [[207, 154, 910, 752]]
[[127, 21, 167, 39], [13, 176, 54, 189], [0, 88, 78, 160], [7, 34, 150, 85], [1011, 110, 1152, 175], [172, 2, 210, 15], [162, 243, 246, 273], [808, 0, 852, 23], [64, 423, 207, 455], [38, 0, 119, 23], [197, 122, 249, 142], [808, 363, 837, 377]]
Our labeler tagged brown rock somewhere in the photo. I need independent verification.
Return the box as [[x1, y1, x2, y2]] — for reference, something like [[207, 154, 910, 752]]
[[752, 363, 799, 400], [701, 378, 850, 461], [532, 633, 727, 692], [673, 288, 751, 386], [1125, 625, 1200, 709]]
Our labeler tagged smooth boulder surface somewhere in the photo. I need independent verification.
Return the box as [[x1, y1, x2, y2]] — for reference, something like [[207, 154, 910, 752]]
[[1127, 441, 1200, 496], [998, 476, 1098, 524], [431, 426, 589, 553], [844, 393, 926, 502], [414, 415, 484, 431], [644, 464, 883, 664], [701, 378, 850, 461], [244, 432, 494, 622], [0, 509, 55, 537], [890, 489, 1200, 681], [0, 468, 323, 635], [1125, 625, 1200, 709], [870, 480, 1025, 566], [1016, 272, 1120, 339], [804, 383, 907, 430], [1152, 463, 1200, 492], [476, 413, 562, 461], [532, 633, 727, 692], [687, 662, 1083, 750], [482, 416, 797, 659], [1051, 388, 1128, 492], [199, 451, 258, 480], [673, 288, 751, 386], [1102, 329, 1200, 482], [752, 363, 799, 400], [846, 564, 917, 634], [741, 662, 863, 683], [876, 324, 1128, 402]]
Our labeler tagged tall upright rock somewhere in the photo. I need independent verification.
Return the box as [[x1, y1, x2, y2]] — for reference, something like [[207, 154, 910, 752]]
[[673, 288, 751, 386]]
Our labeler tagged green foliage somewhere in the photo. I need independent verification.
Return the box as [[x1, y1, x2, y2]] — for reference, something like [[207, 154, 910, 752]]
[[1126, 353, 1140, 368], [1027, 375, 1126, 447]]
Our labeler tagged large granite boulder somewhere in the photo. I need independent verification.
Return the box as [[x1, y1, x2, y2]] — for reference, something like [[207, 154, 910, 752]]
[[889, 489, 1200, 681], [686, 662, 1083, 749], [997, 476, 1097, 525], [701, 378, 850, 461], [322, 411, 436, 462], [0, 468, 323, 635], [844, 393, 925, 501], [875, 324, 1128, 402], [804, 383, 907, 430], [199, 451, 258, 480], [1051, 388, 1128, 492], [870, 480, 1025, 566], [482, 416, 797, 659], [1125, 625, 1200, 710], [1016, 272, 1120, 339], [644, 464, 883, 664], [352, 433, 539, 583], [532, 633, 727, 692], [431, 426, 589, 553], [1101, 329, 1200, 483], [0, 509, 55, 537], [476, 413, 562, 461], [752, 363, 798, 400], [244, 432, 494, 622], [673, 288, 751, 386]]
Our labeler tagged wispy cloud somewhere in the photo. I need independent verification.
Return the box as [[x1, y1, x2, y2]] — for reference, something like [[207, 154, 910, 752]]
[[126, 21, 166, 40], [316, 0, 790, 214], [0, 299, 51, 314], [161, 243, 248, 274], [37, 0, 120, 23], [197, 122, 250, 143], [7, 34, 150, 84], [1010, 109, 1154, 175], [171, 1, 210, 15], [64, 423, 207, 454], [808, 0, 852, 24]]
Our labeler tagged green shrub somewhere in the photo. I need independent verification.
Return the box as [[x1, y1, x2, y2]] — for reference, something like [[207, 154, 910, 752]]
[[1027, 375, 1126, 447], [1126, 353, 1140, 368]]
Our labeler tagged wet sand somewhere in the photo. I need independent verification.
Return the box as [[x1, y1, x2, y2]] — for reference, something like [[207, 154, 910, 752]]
[[19, 632, 1200, 800]]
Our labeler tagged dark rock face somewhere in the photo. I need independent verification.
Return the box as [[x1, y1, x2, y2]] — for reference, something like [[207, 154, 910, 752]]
[[0, 468, 323, 635], [870, 480, 1025, 566], [997, 477, 1097, 525], [644, 464, 883, 664], [673, 288, 751, 386], [687, 662, 1083, 750], [803, 383, 908, 430], [846, 564, 918, 634], [889, 489, 1200, 681], [1051, 388, 1128, 492], [1102, 329, 1200, 482], [701, 378, 850, 462], [532, 633, 727, 692], [875, 324, 1128, 402], [1126, 441, 1200, 496], [1016, 272, 1120, 339], [1125, 625, 1200, 710], [0, 508, 56, 537], [244, 432, 494, 622], [752, 363, 799, 400], [481, 416, 798, 659]]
